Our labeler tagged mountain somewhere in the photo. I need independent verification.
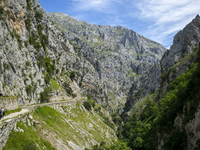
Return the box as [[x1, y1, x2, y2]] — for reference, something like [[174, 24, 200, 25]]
[[0, 0, 165, 149], [1, 0, 200, 149], [121, 15, 200, 150], [0, 0, 166, 114]]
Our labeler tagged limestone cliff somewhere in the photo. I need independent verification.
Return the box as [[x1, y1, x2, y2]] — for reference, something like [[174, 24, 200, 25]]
[[0, 0, 166, 113], [125, 15, 200, 113], [123, 15, 200, 150]]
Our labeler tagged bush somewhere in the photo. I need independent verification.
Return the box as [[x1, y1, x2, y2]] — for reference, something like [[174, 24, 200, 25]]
[[24, 41, 28, 47], [25, 85, 32, 95], [35, 10, 43, 22], [26, 61, 31, 67], [70, 71, 76, 81], [44, 73, 51, 84], [0, 6, 5, 20], [79, 81, 82, 87], [40, 88, 51, 103], [26, 0, 32, 10], [25, 15, 32, 33], [15, 32, 23, 49], [83, 95, 95, 111]]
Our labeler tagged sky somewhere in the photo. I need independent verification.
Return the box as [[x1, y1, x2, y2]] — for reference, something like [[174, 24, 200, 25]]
[[38, 0, 200, 49]]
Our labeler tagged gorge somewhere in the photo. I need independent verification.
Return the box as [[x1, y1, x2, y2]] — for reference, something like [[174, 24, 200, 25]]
[[0, 0, 200, 150]]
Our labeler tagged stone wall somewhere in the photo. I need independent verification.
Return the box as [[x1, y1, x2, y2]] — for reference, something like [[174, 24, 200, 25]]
[[0, 97, 18, 110]]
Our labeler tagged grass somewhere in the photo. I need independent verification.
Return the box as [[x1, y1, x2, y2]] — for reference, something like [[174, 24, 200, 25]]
[[50, 79, 62, 91], [3, 121, 56, 150], [5, 107, 22, 116], [3, 100, 117, 149], [32, 102, 117, 147], [33, 106, 84, 146], [0, 96, 17, 99]]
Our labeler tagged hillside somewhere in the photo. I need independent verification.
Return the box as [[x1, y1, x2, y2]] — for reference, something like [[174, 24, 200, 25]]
[[121, 15, 200, 150], [2, 98, 118, 150]]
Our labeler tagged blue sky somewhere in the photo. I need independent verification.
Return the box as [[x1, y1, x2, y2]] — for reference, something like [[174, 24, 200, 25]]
[[39, 0, 200, 48]]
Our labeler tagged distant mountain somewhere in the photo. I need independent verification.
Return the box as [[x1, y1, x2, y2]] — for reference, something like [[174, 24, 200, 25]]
[[47, 12, 166, 113]]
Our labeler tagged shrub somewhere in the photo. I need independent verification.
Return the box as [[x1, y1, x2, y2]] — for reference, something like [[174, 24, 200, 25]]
[[70, 71, 76, 81], [26, 61, 31, 67], [29, 73, 32, 80], [24, 41, 28, 47], [25, 15, 32, 33], [15, 32, 23, 49], [83, 94, 95, 111], [25, 85, 32, 95], [44, 73, 51, 84], [0, 6, 5, 20], [3, 62, 10, 70], [10, 31, 15, 39], [26, 0, 32, 10], [35, 10, 43, 22], [40, 87, 51, 103]]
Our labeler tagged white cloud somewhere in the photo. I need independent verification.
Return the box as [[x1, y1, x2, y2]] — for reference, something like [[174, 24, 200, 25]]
[[71, 0, 122, 13], [67, 0, 200, 47], [133, 0, 200, 47]]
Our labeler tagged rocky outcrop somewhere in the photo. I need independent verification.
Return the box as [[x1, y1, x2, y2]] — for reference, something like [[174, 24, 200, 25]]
[[0, 114, 28, 150]]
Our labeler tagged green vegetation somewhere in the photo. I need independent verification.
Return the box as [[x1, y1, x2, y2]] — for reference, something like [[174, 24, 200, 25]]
[[91, 141, 131, 150], [26, 0, 32, 10], [3, 62, 10, 71], [0, 5, 5, 21], [25, 85, 33, 95], [35, 10, 43, 22], [0, 96, 17, 99], [25, 15, 32, 33], [50, 79, 63, 91], [8, 30, 23, 49], [120, 48, 200, 149], [39, 87, 51, 103], [3, 121, 56, 150], [26, 61, 31, 67], [33, 104, 117, 147], [126, 70, 137, 78], [83, 94, 95, 111]]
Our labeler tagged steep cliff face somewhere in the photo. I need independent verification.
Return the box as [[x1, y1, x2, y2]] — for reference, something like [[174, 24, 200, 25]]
[[46, 12, 166, 112], [121, 15, 200, 150], [125, 15, 200, 112], [0, 0, 166, 113]]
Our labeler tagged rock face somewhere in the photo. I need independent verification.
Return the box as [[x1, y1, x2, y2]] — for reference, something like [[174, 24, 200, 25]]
[[0, 97, 18, 110], [124, 15, 200, 150], [125, 15, 200, 112], [0, 0, 166, 113], [47, 12, 166, 112]]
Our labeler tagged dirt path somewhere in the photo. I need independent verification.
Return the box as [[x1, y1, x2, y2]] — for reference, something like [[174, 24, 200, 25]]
[[0, 98, 84, 122], [0, 109, 29, 122]]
